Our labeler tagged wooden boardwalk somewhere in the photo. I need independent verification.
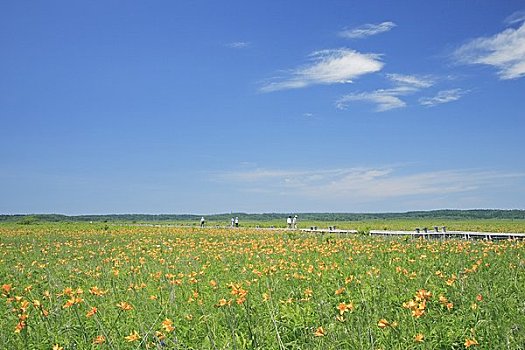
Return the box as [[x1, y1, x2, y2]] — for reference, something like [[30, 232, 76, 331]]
[[129, 223, 525, 240], [300, 227, 525, 240]]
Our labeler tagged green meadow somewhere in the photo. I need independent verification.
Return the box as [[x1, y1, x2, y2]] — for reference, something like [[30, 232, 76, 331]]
[[1, 223, 524, 349]]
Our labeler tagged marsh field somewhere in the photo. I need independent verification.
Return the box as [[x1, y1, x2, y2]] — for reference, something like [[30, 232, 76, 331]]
[[1, 222, 525, 349]]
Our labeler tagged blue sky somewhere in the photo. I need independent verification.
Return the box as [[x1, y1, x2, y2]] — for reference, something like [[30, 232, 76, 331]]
[[1, 1, 525, 214]]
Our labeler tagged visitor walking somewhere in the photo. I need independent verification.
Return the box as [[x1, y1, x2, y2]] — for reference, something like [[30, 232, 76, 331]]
[[292, 215, 298, 229], [286, 216, 292, 229], [231, 217, 235, 227], [235, 217, 239, 227], [200, 217, 205, 228]]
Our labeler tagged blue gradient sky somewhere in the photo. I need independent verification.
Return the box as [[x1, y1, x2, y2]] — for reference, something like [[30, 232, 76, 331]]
[[1, 1, 525, 214]]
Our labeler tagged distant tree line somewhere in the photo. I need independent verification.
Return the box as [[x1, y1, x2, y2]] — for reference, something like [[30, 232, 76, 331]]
[[1, 210, 525, 224]]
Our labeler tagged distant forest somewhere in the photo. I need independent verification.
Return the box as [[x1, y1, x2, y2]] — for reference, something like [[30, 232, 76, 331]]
[[1, 210, 525, 223]]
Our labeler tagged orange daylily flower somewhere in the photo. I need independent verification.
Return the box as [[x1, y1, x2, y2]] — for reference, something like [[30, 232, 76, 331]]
[[335, 287, 345, 295], [162, 318, 175, 332], [2, 284, 12, 295], [404, 290, 430, 318], [124, 330, 140, 342], [446, 275, 457, 286], [14, 321, 26, 333], [20, 300, 30, 312], [217, 298, 231, 307], [414, 333, 424, 342], [464, 338, 479, 348], [377, 319, 389, 328], [378, 319, 398, 329], [345, 276, 355, 284], [116, 301, 133, 311], [86, 306, 97, 317], [403, 299, 418, 309], [60, 287, 74, 297], [93, 335, 106, 344], [415, 289, 432, 301], [155, 331, 166, 340], [411, 308, 425, 318], [337, 302, 354, 315], [89, 286, 106, 296], [63, 297, 76, 308], [313, 326, 326, 337]]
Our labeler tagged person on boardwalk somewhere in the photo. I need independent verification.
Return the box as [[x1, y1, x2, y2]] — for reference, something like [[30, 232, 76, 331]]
[[292, 215, 298, 229], [286, 216, 292, 229], [231, 217, 235, 228], [235, 217, 239, 227], [200, 217, 205, 228]]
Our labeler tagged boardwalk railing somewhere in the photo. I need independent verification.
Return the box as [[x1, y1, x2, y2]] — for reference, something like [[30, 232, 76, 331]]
[[300, 227, 525, 240], [129, 223, 525, 240]]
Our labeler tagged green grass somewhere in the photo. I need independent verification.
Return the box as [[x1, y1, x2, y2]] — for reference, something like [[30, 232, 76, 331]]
[[146, 218, 525, 233], [1, 223, 524, 349]]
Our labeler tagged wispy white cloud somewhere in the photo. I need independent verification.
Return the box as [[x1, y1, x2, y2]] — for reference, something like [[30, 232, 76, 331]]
[[218, 167, 523, 201], [454, 17, 525, 79], [336, 90, 406, 111], [337, 73, 434, 112], [227, 41, 250, 49], [386, 73, 434, 88], [505, 10, 525, 25], [339, 21, 397, 39], [260, 49, 383, 92], [419, 88, 467, 107]]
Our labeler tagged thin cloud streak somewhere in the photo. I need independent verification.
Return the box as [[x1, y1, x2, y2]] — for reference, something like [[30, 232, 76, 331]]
[[336, 90, 406, 111], [505, 10, 525, 25], [454, 18, 525, 79], [217, 167, 524, 202], [337, 73, 434, 112], [386, 73, 434, 88], [419, 89, 467, 107], [260, 49, 383, 92], [339, 21, 397, 39], [227, 41, 250, 49]]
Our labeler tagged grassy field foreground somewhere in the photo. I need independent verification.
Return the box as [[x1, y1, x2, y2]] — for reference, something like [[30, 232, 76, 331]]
[[1, 224, 525, 349]]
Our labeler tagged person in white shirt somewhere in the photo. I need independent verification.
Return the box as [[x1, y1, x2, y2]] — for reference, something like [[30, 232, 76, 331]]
[[286, 216, 292, 229], [234, 217, 239, 227], [292, 215, 298, 229], [200, 217, 205, 228]]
